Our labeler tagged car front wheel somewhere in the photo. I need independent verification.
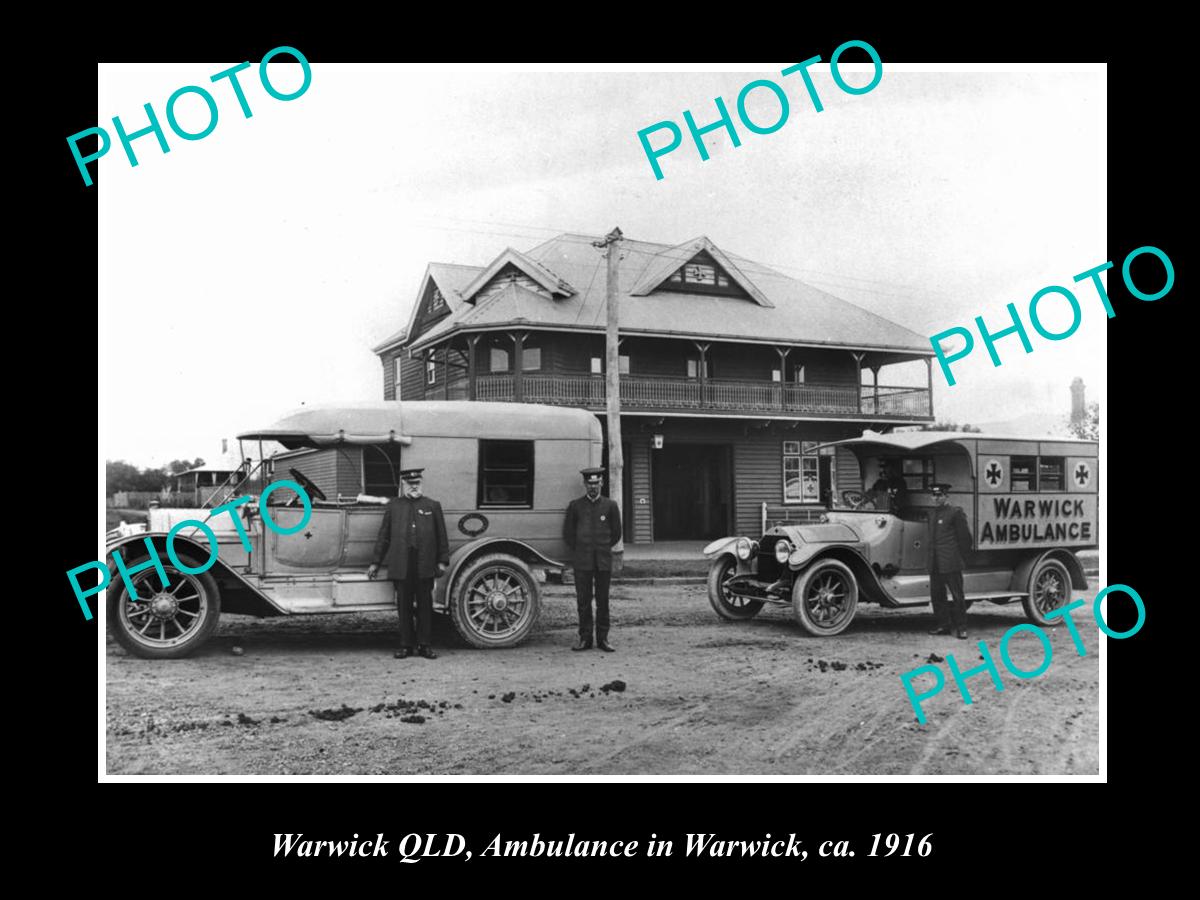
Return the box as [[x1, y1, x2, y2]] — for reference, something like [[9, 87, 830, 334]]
[[707, 555, 763, 620], [450, 553, 541, 648], [791, 558, 858, 637], [106, 558, 221, 659]]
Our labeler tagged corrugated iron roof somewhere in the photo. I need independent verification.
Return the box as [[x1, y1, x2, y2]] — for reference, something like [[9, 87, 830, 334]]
[[371, 262, 485, 352], [395, 233, 933, 355]]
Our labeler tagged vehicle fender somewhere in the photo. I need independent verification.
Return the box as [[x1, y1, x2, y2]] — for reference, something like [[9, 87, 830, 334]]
[[702, 536, 740, 558], [1010, 549, 1089, 594], [104, 532, 285, 614], [438, 537, 563, 608], [790, 546, 895, 606], [786, 536, 866, 570]]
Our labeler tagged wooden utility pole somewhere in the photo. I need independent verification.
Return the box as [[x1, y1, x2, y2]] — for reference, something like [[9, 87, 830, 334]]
[[594, 227, 624, 564]]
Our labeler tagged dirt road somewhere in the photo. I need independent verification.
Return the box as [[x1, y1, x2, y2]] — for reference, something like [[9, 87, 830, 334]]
[[105, 580, 1100, 775]]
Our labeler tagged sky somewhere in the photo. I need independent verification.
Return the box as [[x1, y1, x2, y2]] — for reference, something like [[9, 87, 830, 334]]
[[98, 62, 1106, 468]]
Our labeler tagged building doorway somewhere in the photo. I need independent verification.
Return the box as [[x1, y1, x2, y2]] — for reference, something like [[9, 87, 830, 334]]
[[652, 443, 732, 540]]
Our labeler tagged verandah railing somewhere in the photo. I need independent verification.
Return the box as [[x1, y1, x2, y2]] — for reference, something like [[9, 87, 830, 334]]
[[444, 373, 931, 417]]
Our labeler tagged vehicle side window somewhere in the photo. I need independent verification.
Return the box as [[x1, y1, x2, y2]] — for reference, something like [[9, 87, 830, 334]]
[[1011, 456, 1037, 491], [478, 440, 534, 508], [1039, 456, 1064, 491], [901, 457, 936, 491], [364, 445, 403, 496]]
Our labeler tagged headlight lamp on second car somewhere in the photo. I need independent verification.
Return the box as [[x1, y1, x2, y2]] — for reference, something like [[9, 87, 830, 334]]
[[774, 540, 794, 563], [735, 537, 755, 560]]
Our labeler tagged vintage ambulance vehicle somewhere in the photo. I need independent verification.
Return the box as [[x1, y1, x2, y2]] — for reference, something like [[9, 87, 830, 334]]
[[704, 431, 1098, 636], [106, 401, 602, 658]]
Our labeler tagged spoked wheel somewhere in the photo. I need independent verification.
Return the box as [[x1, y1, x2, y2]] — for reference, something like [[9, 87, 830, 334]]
[[1022, 558, 1072, 626], [106, 559, 221, 659], [791, 559, 859, 637], [450, 553, 541, 648], [707, 555, 763, 620]]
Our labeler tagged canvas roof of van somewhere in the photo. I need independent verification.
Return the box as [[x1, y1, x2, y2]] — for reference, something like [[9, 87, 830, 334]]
[[817, 430, 1098, 453], [238, 401, 601, 449]]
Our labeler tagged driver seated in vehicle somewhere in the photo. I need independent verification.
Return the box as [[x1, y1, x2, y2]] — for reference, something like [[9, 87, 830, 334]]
[[868, 461, 907, 513]]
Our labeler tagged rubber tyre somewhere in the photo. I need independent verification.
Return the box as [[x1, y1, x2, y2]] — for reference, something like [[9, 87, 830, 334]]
[[1022, 557, 1072, 626], [106, 556, 221, 659], [449, 553, 541, 648], [791, 558, 859, 637], [707, 555, 763, 620]]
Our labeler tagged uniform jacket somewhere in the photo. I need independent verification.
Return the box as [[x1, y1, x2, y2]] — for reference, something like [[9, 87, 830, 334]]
[[563, 494, 622, 572], [927, 504, 972, 573], [373, 495, 450, 580]]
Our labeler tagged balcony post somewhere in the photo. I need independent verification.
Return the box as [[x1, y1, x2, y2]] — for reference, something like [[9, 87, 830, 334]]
[[925, 356, 933, 417], [851, 352, 866, 413], [467, 334, 480, 401], [774, 346, 791, 409], [693, 341, 710, 407], [512, 331, 525, 401], [870, 364, 880, 414]]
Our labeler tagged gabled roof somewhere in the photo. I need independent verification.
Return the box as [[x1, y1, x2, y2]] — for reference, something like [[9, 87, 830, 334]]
[[371, 262, 483, 353], [629, 235, 772, 307], [458, 247, 575, 304], [383, 232, 933, 357]]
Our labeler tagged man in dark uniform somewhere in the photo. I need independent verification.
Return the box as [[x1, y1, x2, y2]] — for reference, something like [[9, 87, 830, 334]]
[[563, 467, 622, 652], [367, 468, 449, 659], [869, 460, 908, 512], [927, 481, 972, 639]]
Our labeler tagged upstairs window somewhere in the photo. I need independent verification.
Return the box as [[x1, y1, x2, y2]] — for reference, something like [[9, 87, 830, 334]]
[[591, 355, 629, 374], [426, 358, 437, 385], [393, 358, 403, 399], [686, 358, 711, 379], [478, 440, 534, 508]]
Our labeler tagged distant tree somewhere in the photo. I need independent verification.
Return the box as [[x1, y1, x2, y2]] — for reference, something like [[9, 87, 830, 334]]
[[166, 458, 205, 475], [107, 460, 171, 494], [106, 460, 142, 493], [922, 420, 982, 433], [135, 467, 169, 492], [1066, 401, 1099, 441]]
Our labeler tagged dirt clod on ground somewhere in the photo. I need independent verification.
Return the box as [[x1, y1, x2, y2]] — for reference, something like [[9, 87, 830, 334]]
[[309, 705, 363, 722]]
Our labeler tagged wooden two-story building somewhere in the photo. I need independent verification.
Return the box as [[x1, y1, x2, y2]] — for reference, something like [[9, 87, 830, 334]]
[[371, 233, 935, 543]]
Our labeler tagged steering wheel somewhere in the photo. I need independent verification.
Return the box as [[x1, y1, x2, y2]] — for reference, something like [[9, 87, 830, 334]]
[[287, 468, 327, 505], [841, 489, 868, 510]]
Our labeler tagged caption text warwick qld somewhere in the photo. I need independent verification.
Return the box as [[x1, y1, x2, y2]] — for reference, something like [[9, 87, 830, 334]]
[[274, 831, 932, 861]]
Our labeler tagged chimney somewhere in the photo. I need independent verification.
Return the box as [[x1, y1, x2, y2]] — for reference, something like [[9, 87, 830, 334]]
[[221, 438, 228, 454], [1070, 377, 1085, 424]]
